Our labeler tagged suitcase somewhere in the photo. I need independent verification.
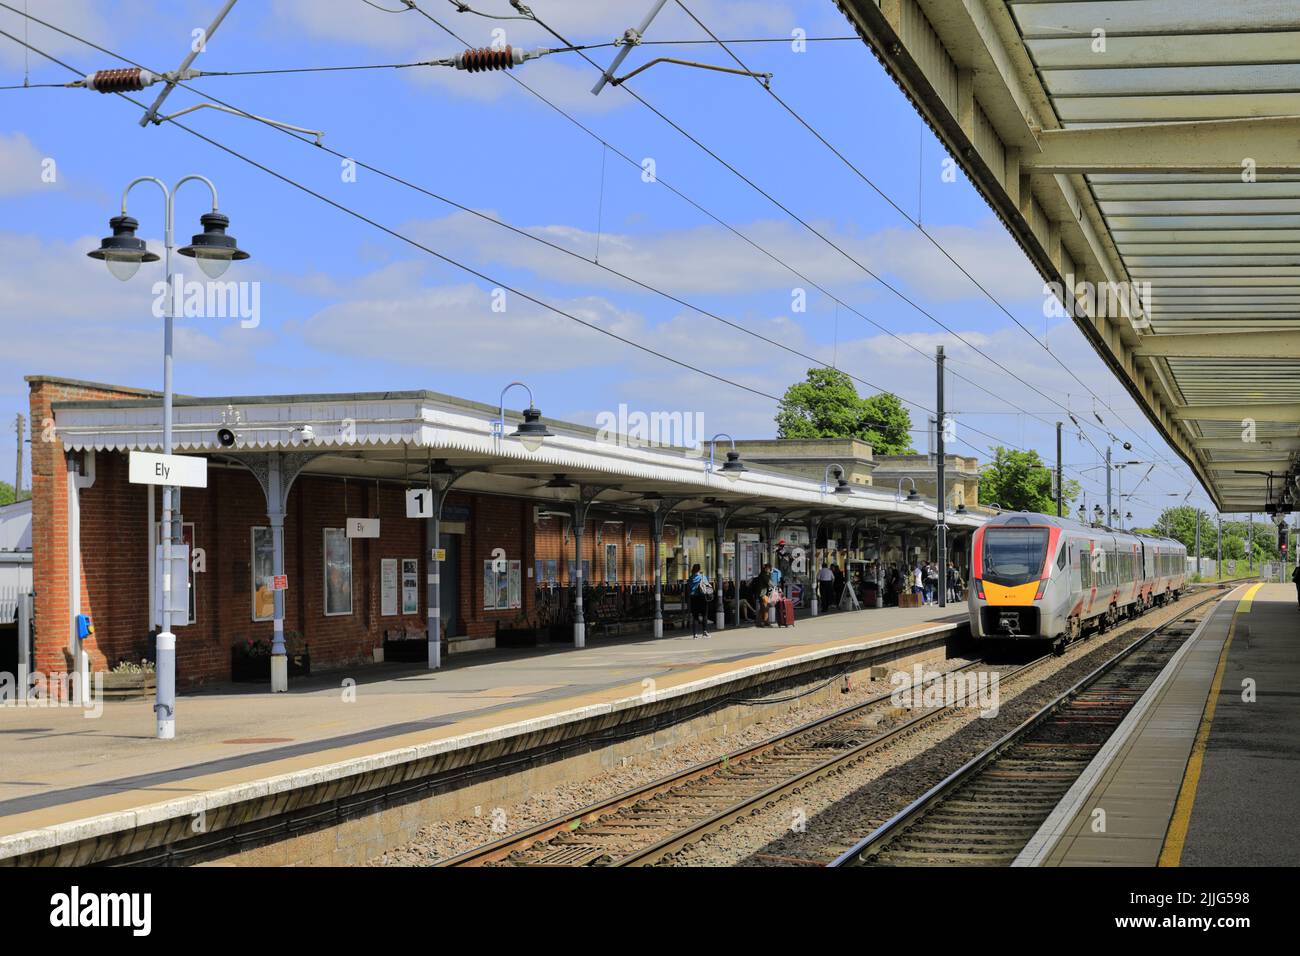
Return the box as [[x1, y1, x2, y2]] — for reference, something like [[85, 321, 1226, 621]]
[[775, 598, 795, 627]]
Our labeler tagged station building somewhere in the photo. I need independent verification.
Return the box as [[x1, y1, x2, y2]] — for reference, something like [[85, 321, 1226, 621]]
[[24, 375, 984, 691]]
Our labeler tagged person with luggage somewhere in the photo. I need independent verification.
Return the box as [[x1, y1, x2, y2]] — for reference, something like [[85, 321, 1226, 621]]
[[753, 565, 772, 627], [688, 563, 713, 639]]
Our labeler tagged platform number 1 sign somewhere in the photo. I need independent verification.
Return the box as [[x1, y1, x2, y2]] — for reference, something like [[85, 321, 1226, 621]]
[[406, 489, 434, 519]]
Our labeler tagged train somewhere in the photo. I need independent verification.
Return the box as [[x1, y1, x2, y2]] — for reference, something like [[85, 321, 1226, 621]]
[[968, 512, 1187, 650]]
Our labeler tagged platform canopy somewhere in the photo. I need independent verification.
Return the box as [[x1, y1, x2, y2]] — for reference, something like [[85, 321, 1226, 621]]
[[836, 0, 1300, 513], [50, 387, 984, 533]]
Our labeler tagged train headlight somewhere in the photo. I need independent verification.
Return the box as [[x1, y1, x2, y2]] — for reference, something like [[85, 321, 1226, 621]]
[[1034, 579, 1048, 600], [975, 579, 986, 600]]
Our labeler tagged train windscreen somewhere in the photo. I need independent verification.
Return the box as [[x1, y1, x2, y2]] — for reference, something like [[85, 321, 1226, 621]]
[[982, 528, 1049, 586]]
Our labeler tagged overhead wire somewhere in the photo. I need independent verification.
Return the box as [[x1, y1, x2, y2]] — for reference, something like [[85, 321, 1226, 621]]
[[0, 7, 1172, 511]]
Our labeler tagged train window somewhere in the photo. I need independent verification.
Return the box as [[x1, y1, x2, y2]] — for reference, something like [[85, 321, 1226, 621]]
[[1057, 544, 1067, 570], [982, 527, 1050, 586]]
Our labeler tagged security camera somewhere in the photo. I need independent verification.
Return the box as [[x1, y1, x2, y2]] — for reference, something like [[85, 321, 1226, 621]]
[[298, 424, 315, 443], [217, 427, 237, 447]]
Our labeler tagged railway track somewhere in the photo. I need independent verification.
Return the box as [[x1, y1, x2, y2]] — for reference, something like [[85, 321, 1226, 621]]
[[829, 588, 1227, 867], [439, 655, 1040, 867], [438, 586, 1235, 868]]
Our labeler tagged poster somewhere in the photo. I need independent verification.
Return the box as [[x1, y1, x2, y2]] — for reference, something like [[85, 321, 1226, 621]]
[[323, 528, 353, 616], [252, 526, 274, 622], [508, 560, 521, 609], [402, 558, 419, 614], [380, 558, 398, 616]]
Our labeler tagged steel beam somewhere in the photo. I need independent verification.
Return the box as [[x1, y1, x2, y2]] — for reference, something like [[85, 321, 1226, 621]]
[[1021, 117, 1300, 175]]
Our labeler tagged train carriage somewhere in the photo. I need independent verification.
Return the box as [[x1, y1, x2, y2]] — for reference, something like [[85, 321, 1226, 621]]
[[969, 512, 1187, 651]]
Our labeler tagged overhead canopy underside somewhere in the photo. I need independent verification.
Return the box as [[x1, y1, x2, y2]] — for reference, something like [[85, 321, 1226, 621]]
[[836, 0, 1300, 513]]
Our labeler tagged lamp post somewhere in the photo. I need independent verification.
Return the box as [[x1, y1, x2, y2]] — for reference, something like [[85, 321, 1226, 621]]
[[896, 477, 919, 503], [822, 463, 854, 503], [493, 381, 553, 452], [88, 175, 249, 740], [705, 434, 746, 483]]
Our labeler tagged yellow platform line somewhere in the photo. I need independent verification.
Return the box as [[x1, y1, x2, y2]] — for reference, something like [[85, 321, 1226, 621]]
[[1158, 582, 1263, 866]]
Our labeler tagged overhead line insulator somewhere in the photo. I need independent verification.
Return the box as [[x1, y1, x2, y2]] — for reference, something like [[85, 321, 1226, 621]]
[[84, 67, 159, 93], [454, 46, 527, 72]]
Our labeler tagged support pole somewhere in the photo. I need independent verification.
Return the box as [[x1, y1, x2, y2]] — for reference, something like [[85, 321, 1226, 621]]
[[1055, 422, 1063, 518], [573, 517, 585, 647], [426, 509, 442, 670], [1105, 446, 1113, 523], [1216, 513, 1222, 581], [651, 518, 663, 638], [268, 453, 288, 694], [14, 413, 23, 499], [713, 515, 727, 632], [808, 515, 822, 617], [1195, 510, 1202, 577], [936, 345, 947, 608]]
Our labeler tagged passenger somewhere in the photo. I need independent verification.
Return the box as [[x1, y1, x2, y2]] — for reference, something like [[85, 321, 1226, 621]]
[[926, 562, 939, 603], [687, 563, 712, 639], [818, 561, 835, 611], [753, 565, 772, 627], [912, 564, 924, 602], [1293, 563, 1300, 610], [831, 562, 845, 606]]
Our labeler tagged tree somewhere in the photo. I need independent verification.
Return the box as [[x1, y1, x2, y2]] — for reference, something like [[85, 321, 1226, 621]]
[[979, 447, 1080, 514], [0, 480, 27, 506], [1146, 507, 1279, 562], [774, 368, 915, 455]]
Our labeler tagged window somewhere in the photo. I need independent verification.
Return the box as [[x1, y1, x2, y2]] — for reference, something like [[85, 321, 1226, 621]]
[[982, 528, 1050, 586], [323, 528, 353, 616], [252, 526, 275, 622], [1056, 543, 1067, 571]]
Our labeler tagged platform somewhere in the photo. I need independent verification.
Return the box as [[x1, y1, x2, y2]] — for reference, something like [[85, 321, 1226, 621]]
[[1018, 582, 1300, 867], [0, 602, 965, 865]]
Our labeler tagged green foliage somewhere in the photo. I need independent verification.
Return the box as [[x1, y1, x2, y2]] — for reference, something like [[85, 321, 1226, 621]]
[[0, 480, 28, 506], [1148, 506, 1280, 561], [774, 368, 916, 455], [979, 447, 1080, 514]]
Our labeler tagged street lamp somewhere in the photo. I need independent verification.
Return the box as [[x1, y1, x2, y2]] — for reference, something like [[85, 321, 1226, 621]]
[[706, 433, 746, 483], [177, 211, 249, 279], [1093, 504, 1104, 525], [896, 477, 919, 503], [494, 381, 552, 452], [822, 463, 853, 503], [88, 175, 249, 741]]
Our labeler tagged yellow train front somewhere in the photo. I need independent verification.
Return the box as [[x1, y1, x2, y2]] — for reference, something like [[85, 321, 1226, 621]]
[[968, 513, 1187, 649]]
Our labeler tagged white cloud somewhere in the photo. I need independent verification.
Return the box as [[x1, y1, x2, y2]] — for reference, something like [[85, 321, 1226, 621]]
[[0, 131, 54, 197], [0, 1, 112, 71], [0, 231, 275, 384]]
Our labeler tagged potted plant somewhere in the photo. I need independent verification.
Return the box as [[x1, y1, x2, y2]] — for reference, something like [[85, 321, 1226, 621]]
[[101, 659, 156, 700], [495, 607, 547, 648], [231, 638, 272, 682]]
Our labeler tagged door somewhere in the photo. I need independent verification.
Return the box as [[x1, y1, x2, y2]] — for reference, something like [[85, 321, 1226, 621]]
[[439, 533, 460, 638]]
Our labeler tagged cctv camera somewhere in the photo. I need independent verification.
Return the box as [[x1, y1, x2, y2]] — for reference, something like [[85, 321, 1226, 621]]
[[217, 427, 237, 447], [298, 424, 315, 443]]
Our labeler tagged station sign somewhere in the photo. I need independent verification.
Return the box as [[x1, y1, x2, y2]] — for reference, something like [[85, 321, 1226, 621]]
[[347, 517, 380, 538], [129, 451, 208, 488], [406, 489, 434, 518]]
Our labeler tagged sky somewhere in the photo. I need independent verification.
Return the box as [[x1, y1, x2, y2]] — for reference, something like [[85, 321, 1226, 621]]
[[0, 0, 1221, 525]]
